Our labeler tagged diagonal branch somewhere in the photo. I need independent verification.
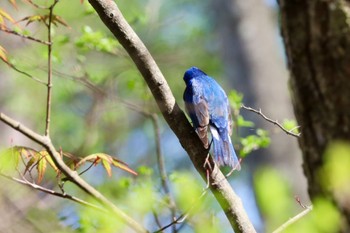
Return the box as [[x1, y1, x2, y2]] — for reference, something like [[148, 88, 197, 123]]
[[272, 205, 313, 233], [0, 172, 106, 213], [0, 112, 148, 233], [87, 0, 256, 232], [0, 28, 51, 45]]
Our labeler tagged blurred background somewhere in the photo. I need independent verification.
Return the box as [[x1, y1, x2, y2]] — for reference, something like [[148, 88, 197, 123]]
[[0, 0, 309, 232]]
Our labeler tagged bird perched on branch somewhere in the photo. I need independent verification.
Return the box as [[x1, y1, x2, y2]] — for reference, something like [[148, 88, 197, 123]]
[[183, 67, 240, 170]]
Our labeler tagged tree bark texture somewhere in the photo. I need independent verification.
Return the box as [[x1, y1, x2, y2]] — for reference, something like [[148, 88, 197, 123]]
[[279, 0, 350, 230]]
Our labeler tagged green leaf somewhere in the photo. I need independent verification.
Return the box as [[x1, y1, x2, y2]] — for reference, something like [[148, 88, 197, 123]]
[[282, 119, 299, 134], [137, 165, 153, 176], [228, 90, 243, 112], [240, 129, 270, 157], [237, 115, 254, 127], [75, 26, 118, 54], [102, 158, 112, 177]]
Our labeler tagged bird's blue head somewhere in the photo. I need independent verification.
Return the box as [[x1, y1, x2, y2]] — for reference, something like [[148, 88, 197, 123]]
[[183, 67, 207, 85]]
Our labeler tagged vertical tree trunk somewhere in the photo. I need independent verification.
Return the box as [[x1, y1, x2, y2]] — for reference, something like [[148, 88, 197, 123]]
[[279, 0, 350, 230]]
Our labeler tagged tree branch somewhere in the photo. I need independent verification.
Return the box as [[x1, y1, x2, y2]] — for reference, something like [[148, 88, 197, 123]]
[[0, 112, 148, 233], [44, 0, 59, 136], [87, 0, 255, 232], [272, 205, 313, 233], [151, 114, 177, 233], [0, 28, 51, 45], [241, 104, 301, 138], [0, 172, 106, 213]]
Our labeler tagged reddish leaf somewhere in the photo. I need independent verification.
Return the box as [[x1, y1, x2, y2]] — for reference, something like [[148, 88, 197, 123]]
[[18, 15, 46, 26], [8, 0, 18, 9], [0, 8, 15, 24], [52, 15, 69, 28], [0, 46, 8, 63], [76, 153, 137, 176], [111, 158, 138, 176]]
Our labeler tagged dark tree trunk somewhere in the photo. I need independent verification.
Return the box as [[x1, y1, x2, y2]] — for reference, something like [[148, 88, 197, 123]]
[[279, 0, 350, 231]]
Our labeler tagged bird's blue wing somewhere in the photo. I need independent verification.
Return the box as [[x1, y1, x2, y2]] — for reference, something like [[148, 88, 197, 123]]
[[184, 87, 210, 148]]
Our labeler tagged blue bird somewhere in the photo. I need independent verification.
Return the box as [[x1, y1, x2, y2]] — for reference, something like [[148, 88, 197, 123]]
[[183, 67, 240, 170]]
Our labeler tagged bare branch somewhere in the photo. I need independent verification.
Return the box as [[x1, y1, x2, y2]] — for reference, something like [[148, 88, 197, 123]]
[[151, 114, 177, 233], [87, 1, 256, 232], [154, 189, 208, 233], [0, 28, 51, 45], [241, 104, 301, 138], [0, 112, 148, 233], [272, 205, 313, 233], [44, 0, 60, 136], [3, 60, 47, 85], [0, 172, 106, 213]]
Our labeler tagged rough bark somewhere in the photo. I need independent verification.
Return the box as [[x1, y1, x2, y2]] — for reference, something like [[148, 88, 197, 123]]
[[279, 0, 350, 230]]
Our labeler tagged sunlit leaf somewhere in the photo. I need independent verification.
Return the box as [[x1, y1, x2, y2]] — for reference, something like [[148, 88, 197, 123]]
[[76, 153, 137, 176], [39, 150, 59, 173], [102, 158, 112, 177], [37, 154, 47, 184], [237, 115, 254, 127], [8, 0, 18, 9], [75, 26, 119, 54], [16, 146, 37, 159], [52, 15, 69, 28], [24, 156, 38, 175], [18, 15, 46, 26], [229, 90, 243, 112], [240, 129, 270, 157], [111, 158, 138, 176], [282, 119, 299, 134], [0, 147, 20, 172], [0, 46, 9, 63], [137, 165, 153, 176], [0, 8, 15, 24]]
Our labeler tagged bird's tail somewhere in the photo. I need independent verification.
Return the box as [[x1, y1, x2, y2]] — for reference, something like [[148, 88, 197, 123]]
[[210, 126, 241, 170]]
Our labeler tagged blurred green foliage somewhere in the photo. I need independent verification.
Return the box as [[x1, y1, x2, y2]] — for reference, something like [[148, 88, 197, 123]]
[[229, 90, 271, 157]]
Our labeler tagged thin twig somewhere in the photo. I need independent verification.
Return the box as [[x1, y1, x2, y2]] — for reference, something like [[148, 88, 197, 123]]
[[3, 61, 47, 85], [0, 28, 51, 45], [44, 0, 59, 136], [241, 104, 301, 138], [151, 114, 177, 233], [272, 205, 313, 233], [0, 172, 107, 212], [24, 0, 50, 9], [154, 189, 208, 233], [152, 210, 163, 229]]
